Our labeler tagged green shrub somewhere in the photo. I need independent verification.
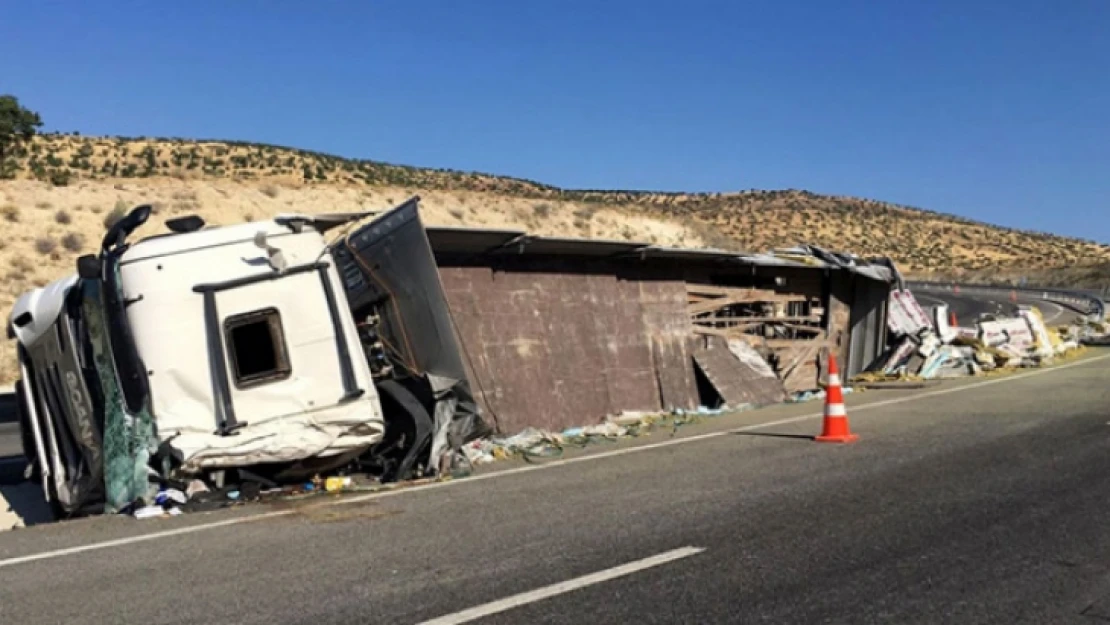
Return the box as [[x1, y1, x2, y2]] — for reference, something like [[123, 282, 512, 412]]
[[48, 169, 71, 186]]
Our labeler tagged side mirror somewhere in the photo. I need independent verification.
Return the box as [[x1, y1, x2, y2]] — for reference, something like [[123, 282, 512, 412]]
[[123, 204, 152, 231], [101, 204, 154, 252], [77, 254, 102, 280]]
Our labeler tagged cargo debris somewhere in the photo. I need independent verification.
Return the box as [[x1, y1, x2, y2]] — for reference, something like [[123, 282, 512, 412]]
[[858, 288, 1088, 386]]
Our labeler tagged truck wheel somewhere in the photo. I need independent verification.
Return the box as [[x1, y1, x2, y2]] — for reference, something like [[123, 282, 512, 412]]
[[374, 380, 433, 483]]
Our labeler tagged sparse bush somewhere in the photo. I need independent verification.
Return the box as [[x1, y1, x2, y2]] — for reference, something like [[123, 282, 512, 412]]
[[48, 169, 71, 187], [11, 255, 33, 275], [260, 184, 280, 198], [533, 202, 553, 218], [61, 232, 84, 252], [449, 209, 464, 220], [34, 236, 57, 255], [35, 201, 51, 209], [573, 207, 596, 221], [54, 209, 71, 224], [2, 204, 19, 222]]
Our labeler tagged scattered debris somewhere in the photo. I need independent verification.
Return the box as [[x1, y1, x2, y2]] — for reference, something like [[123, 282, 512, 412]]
[[133, 506, 167, 520], [325, 476, 353, 492], [857, 289, 1089, 386]]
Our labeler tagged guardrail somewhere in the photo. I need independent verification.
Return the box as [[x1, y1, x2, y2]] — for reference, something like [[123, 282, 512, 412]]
[[906, 281, 1106, 322]]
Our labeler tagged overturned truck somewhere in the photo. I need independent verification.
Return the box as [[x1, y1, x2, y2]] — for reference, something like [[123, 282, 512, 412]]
[[8, 197, 488, 519]]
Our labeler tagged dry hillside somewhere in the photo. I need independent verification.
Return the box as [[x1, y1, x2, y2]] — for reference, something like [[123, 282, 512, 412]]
[[6, 134, 1107, 275], [0, 132, 1106, 383]]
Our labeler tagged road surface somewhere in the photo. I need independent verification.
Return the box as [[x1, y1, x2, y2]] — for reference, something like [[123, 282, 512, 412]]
[[1, 349, 1109, 624], [914, 288, 1080, 327]]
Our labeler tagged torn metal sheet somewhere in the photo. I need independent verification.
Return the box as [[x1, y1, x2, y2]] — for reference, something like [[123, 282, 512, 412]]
[[694, 339, 786, 408], [727, 339, 779, 380]]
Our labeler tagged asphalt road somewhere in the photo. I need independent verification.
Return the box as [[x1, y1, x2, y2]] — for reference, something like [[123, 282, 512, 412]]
[[914, 287, 1080, 327], [0, 423, 19, 458], [2, 350, 1110, 624]]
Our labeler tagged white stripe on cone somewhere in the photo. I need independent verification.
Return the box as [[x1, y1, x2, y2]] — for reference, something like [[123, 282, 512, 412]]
[[825, 403, 846, 417], [828, 374, 841, 386]]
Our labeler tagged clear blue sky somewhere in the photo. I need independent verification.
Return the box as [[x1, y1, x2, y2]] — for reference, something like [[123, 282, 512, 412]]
[[2, 1, 1107, 242]]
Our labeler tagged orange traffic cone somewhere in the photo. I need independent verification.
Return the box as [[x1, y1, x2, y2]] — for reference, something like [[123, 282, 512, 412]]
[[949, 310, 958, 327], [816, 353, 858, 443]]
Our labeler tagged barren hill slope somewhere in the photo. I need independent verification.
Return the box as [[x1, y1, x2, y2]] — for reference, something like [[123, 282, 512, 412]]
[[0, 132, 1106, 305], [7, 134, 1106, 273]]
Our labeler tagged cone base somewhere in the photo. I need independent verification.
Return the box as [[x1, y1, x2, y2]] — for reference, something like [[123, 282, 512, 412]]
[[815, 433, 859, 444]]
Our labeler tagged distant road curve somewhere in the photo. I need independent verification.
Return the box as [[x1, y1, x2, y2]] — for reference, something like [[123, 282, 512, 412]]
[[912, 287, 1078, 327]]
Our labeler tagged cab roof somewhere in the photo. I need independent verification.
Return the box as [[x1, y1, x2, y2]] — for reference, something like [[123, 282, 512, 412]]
[[120, 216, 322, 265]]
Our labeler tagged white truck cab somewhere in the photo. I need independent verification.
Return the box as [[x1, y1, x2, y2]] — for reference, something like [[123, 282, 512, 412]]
[[9, 199, 485, 518]]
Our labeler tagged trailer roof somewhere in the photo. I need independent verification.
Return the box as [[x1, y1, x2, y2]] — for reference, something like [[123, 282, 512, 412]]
[[425, 225, 896, 282]]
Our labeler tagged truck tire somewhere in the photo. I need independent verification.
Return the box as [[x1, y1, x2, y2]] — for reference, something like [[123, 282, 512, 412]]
[[374, 379, 433, 483]]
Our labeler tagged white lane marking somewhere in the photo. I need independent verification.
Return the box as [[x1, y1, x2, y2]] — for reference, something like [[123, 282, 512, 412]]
[[0, 512, 297, 569], [416, 546, 706, 625], [2, 351, 1109, 570]]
